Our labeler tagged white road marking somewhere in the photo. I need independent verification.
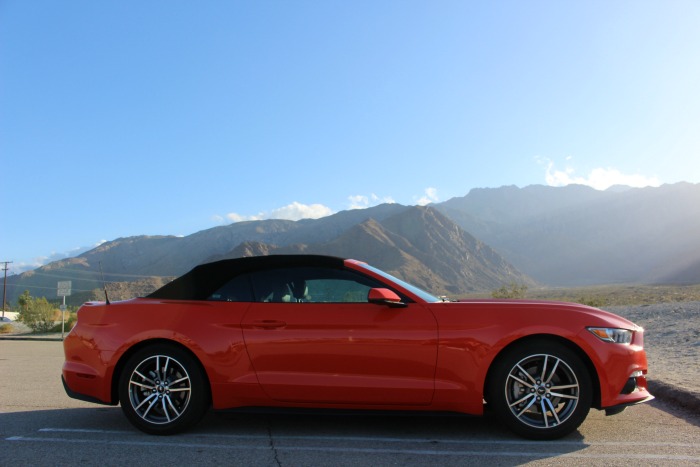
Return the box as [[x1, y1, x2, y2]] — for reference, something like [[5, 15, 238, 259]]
[[33, 428, 700, 448], [5, 436, 700, 461], [3, 428, 699, 461], [39, 428, 128, 435]]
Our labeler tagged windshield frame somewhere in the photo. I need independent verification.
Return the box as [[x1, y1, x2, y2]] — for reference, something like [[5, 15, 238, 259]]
[[354, 262, 441, 303]]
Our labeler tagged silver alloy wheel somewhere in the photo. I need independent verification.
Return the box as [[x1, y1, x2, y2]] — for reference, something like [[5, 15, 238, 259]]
[[504, 353, 580, 429], [127, 354, 192, 425]]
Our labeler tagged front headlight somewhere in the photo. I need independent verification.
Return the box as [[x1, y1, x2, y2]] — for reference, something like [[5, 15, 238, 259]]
[[587, 327, 633, 344]]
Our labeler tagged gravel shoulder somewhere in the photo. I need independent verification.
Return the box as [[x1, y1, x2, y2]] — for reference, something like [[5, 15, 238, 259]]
[[607, 301, 700, 406]]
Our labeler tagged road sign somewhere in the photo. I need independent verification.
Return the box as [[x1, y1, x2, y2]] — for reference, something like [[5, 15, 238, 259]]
[[57, 281, 72, 297]]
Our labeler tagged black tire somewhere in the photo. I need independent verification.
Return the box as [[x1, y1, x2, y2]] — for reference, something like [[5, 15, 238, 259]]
[[487, 340, 592, 440], [118, 344, 209, 435]]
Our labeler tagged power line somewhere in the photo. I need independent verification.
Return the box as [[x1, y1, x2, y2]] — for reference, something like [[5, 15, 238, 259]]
[[5, 266, 175, 304], [2, 261, 12, 317], [9, 283, 96, 293], [18, 269, 173, 281], [6, 269, 174, 298]]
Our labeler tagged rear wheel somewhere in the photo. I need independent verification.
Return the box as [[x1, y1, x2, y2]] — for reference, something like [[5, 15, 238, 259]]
[[118, 344, 209, 435], [487, 340, 592, 439]]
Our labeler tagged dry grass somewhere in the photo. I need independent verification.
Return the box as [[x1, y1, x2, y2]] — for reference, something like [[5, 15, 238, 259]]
[[529, 284, 700, 307], [464, 283, 700, 307]]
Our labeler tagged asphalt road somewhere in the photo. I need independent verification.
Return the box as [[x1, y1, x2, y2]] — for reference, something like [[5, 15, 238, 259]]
[[1, 340, 699, 466]]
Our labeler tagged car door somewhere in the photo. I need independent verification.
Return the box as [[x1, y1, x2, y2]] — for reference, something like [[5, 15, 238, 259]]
[[240, 267, 439, 406]]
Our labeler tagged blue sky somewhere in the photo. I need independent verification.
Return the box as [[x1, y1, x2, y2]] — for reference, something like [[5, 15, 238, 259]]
[[2, 1, 699, 273]]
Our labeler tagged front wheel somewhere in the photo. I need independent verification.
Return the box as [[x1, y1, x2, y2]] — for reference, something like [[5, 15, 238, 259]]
[[487, 340, 592, 440], [118, 344, 209, 435]]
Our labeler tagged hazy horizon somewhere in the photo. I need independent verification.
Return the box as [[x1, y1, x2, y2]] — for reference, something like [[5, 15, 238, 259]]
[[3, 2, 698, 273]]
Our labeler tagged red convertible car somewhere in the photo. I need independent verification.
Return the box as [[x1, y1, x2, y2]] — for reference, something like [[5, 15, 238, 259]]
[[62, 255, 652, 439]]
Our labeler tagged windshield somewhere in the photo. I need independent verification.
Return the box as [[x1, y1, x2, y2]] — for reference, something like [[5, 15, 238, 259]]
[[361, 264, 441, 303]]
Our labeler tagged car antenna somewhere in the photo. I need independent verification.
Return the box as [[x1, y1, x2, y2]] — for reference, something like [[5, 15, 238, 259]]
[[99, 261, 111, 305]]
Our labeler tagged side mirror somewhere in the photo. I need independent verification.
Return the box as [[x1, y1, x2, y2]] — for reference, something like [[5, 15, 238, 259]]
[[368, 288, 407, 308]]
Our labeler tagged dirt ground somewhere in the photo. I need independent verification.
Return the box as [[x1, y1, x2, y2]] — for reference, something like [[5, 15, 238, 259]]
[[608, 301, 700, 401]]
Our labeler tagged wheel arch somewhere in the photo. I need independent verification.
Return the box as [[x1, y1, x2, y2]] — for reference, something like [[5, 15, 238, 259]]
[[110, 338, 212, 406], [483, 334, 601, 409]]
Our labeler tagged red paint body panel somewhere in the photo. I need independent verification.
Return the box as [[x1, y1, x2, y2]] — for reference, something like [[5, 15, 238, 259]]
[[62, 260, 652, 418], [241, 302, 438, 405], [426, 300, 650, 413], [63, 299, 259, 406]]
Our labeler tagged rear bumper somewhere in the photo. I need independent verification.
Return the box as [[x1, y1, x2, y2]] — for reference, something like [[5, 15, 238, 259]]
[[61, 374, 116, 406], [62, 328, 118, 405], [62, 359, 116, 405]]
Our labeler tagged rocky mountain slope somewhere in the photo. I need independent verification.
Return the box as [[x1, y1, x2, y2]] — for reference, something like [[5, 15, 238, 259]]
[[436, 182, 700, 285], [7, 205, 530, 303], [8, 182, 699, 305], [210, 207, 531, 294]]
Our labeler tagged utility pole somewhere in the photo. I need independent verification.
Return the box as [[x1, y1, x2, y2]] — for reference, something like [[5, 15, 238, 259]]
[[2, 261, 12, 318]]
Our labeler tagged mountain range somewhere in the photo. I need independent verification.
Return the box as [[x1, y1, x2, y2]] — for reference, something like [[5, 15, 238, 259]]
[[6, 182, 700, 305], [436, 182, 700, 285]]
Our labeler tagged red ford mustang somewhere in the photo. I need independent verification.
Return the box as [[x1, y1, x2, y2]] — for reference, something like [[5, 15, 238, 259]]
[[62, 255, 652, 439]]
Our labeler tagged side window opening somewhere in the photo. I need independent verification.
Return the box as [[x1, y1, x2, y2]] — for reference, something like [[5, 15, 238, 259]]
[[207, 274, 254, 302], [249, 267, 395, 303], [304, 278, 371, 303]]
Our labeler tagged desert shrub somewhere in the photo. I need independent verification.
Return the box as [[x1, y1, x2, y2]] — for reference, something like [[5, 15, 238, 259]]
[[491, 283, 528, 299], [0, 323, 13, 334], [18, 296, 57, 333], [577, 296, 608, 308], [49, 314, 77, 333]]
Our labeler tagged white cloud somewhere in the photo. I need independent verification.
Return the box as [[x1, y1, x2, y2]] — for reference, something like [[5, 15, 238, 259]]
[[225, 212, 263, 223], [224, 194, 400, 225], [269, 202, 333, 221], [12, 257, 47, 273], [12, 240, 107, 274], [416, 187, 439, 206], [539, 158, 661, 190], [348, 195, 369, 209], [226, 201, 333, 223], [347, 193, 395, 210]]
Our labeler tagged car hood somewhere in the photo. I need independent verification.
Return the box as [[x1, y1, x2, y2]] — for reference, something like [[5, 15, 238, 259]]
[[449, 299, 641, 330]]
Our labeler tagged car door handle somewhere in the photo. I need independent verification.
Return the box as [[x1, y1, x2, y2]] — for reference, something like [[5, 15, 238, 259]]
[[250, 320, 287, 329]]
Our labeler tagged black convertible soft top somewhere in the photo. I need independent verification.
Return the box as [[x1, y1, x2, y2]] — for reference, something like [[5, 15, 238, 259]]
[[146, 255, 346, 301]]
